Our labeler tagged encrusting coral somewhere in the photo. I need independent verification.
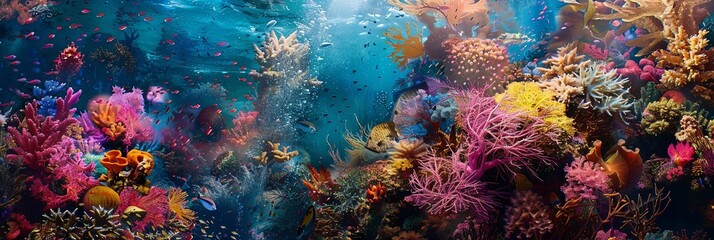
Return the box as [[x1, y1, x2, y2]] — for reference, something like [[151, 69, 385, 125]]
[[384, 22, 425, 69], [640, 98, 684, 136]]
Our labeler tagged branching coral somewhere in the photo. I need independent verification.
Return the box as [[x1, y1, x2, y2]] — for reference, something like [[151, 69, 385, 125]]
[[640, 98, 684, 135], [539, 73, 584, 103], [384, 22, 425, 69], [537, 43, 588, 81], [653, 27, 714, 89], [594, 0, 712, 56], [224, 111, 259, 146], [29, 207, 122, 240], [622, 186, 671, 239], [495, 82, 575, 136], [302, 165, 337, 204], [561, 157, 612, 201], [504, 191, 554, 239], [576, 62, 635, 121], [443, 38, 509, 93]]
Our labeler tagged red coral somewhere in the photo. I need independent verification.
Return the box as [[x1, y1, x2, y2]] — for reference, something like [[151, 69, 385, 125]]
[[302, 165, 337, 204], [365, 182, 386, 204], [582, 43, 609, 60], [0, 0, 47, 25], [224, 111, 259, 146], [116, 187, 168, 231], [54, 42, 84, 79]]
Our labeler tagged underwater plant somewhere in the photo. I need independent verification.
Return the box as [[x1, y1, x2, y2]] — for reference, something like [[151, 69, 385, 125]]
[[384, 22, 424, 69]]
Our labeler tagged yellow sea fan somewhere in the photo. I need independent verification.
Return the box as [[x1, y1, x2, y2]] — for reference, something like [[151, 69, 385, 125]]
[[495, 82, 575, 136], [168, 187, 196, 223], [384, 22, 424, 69]]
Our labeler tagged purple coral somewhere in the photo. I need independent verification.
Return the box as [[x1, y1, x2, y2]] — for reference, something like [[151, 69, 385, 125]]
[[504, 191, 554, 239], [406, 148, 498, 218], [561, 157, 611, 201]]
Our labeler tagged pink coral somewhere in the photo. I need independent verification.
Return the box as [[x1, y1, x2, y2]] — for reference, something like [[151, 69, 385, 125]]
[[116, 187, 168, 231], [116, 106, 155, 146], [109, 86, 145, 112], [54, 42, 84, 79], [614, 59, 664, 83], [583, 43, 609, 60], [595, 229, 627, 240], [668, 142, 695, 167], [225, 111, 259, 146], [443, 38, 509, 93], [457, 88, 555, 178], [561, 157, 611, 201], [504, 191, 553, 239], [7, 88, 97, 210], [406, 148, 498, 218]]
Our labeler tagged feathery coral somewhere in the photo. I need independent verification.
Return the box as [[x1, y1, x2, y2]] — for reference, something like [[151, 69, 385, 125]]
[[495, 82, 575, 136], [384, 22, 424, 69], [116, 187, 168, 231], [168, 187, 196, 223]]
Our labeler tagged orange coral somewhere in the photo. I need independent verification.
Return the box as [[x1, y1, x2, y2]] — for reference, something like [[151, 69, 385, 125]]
[[168, 187, 196, 223], [100, 150, 128, 178], [88, 99, 125, 140], [586, 140, 643, 191], [384, 22, 425, 69], [302, 165, 337, 204], [366, 182, 386, 204], [652, 27, 714, 88], [386, 0, 487, 29]]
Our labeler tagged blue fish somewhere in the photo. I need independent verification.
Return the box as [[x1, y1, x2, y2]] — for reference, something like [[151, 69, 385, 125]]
[[198, 194, 217, 211]]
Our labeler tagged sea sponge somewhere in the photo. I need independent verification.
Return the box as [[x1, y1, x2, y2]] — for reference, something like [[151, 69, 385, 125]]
[[653, 27, 714, 88], [100, 150, 129, 178], [127, 149, 154, 177], [495, 82, 575, 136], [443, 38, 509, 94], [640, 98, 684, 136], [384, 22, 424, 69]]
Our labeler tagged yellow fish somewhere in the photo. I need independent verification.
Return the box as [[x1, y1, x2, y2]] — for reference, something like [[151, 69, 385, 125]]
[[366, 122, 398, 153], [297, 205, 316, 239]]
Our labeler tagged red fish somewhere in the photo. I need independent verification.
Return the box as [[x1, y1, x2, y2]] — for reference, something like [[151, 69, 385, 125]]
[[69, 23, 82, 29], [9, 60, 20, 65], [43, 43, 54, 49], [106, 36, 115, 42], [213, 52, 222, 57], [15, 90, 30, 99], [96, 12, 105, 18], [81, 8, 90, 14], [216, 41, 228, 47], [164, 17, 173, 23], [144, 17, 153, 21], [138, 11, 147, 16], [4, 55, 16, 60], [192, 104, 200, 109], [165, 39, 175, 45], [26, 79, 41, 85], [48, 33, 55, 39], [118, 25, 127, 31]]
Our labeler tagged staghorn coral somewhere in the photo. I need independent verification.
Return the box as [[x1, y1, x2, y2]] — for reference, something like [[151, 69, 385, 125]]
[[504, 191, 554, 239], [116, 187, 168, 231], [366, 182, 386, 204], [495, 82, 575, 136], [653, 27, 714, 89], [537, 43, 588, 81], [384, 22, 425, 69], [561, 157, 612, 201], [594, 0, 712, 56], [641, 98, 684, 135], [224, 111, 259, 146], [167, 187, 195, 223], [576, 61, 635, 121], [538, 72, 584, 103], [443, 38, 509, 93]]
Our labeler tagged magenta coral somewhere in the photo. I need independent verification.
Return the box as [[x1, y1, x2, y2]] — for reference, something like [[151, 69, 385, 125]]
[[457, 88, 555, 178], [561, 157, 611, 201], [668, 142, 695, 167], [109, 86, 145, 112], [116, 187, 168, 231], [6, 88, 97, 209], [583, 43, 609, 61], [406, 148, 498, 218], [116, 106, 155, 146], [612, 59, 664, 83]]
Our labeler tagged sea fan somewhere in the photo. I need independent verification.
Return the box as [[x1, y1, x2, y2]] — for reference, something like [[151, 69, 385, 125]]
[[116, 187, 168, 231]]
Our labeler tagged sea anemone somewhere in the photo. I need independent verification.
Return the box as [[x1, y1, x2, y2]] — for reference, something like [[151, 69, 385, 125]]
[[668, 142, 695, 167]]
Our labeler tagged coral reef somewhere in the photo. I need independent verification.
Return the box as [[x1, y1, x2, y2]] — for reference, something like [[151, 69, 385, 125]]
[[561, 157, 612, 200], [668, 142, 695, 167], [495, 82, 575, 136], [641, 99, 684, 136], [443, 38, 509, 93]]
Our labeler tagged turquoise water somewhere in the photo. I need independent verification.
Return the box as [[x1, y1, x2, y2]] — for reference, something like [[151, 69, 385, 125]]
[[1, 0, 714, 239]]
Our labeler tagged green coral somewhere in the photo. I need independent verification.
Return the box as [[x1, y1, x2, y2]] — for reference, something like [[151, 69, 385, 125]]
[[641, 99, 684, 136], [634, 82, 662, 120], [334, 168, 370, 214]]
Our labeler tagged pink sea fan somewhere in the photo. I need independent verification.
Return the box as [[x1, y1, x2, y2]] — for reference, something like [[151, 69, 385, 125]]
[[116, 106, 155, 145], [406, 148, 499, 218], [668, 142, 695, 167], [116, 187, 168, 231], [456, 88, 555, 178], [29, 138, 97, 210], [561, 157, 611, 201]]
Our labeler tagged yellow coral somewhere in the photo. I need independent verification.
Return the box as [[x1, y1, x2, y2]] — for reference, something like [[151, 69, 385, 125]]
[[384, 22, 424, 69], [495, 82, 575, 136], [391, 159, 414, 172], [653, 27, 714, 88], [168, 187, 196, 223]]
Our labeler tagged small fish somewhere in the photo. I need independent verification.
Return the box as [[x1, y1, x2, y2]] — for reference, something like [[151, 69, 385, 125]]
[[118, 25, 127, 31], [192, 104, 201, 109], [138, 11, 147, 16], [213, 52, 222, 57], [26, 79, 41, 85], [164, 17, 173, 22], [216, 41, 229, 47], [106, 36, 115, 42], [144, 17, 153, 21], [42, 43, 53, 49], [265, 20, 277, 28], [4, 55, 16, 60], [16, 78, 26, 82], [69, 23, 82, 29], [9, 60, 20, 66], [165, 39, 175, 45], [48, 34, 55, 39], [319, 42, 332, 48], [81, 8, 90, 14], [198, 194, 217, 211], [96, 12, 105, 18]]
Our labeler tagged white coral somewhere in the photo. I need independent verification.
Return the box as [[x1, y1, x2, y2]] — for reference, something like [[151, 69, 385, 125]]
[[0, 108, 11, 128], [576, 62, 634, 121]]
